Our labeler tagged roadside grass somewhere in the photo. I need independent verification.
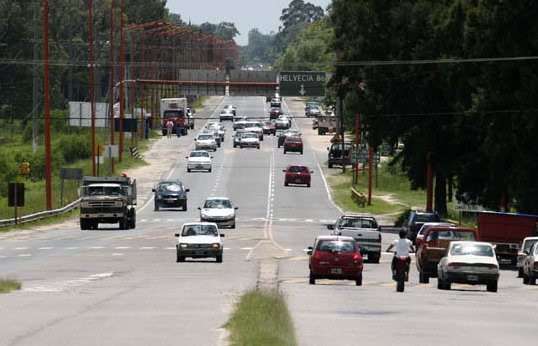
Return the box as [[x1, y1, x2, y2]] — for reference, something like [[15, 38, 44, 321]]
[[226, 290, 297, 346], [0, 279, 22, 294]]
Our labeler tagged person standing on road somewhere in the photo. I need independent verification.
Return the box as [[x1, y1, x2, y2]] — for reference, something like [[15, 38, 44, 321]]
[[165, 120, 174, 139]]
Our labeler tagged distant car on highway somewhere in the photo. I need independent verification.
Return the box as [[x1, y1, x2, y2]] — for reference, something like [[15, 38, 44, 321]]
[[275, 115, 291, 130], [262, 120, 276, 135], [327, 215, 381, 263], [199, 197, 238, 229], [195, 133, 217, 151], [270, 98, 281, 108], [306, 235, 363, 286], [153, 180, 189, 211], [283, 136, 303, 155], [416, 227, 477, 283], [404, 210, 441, 243], [283, 165, 313, 187], [327, 142, 353, 168], [223, 104, 237, 115], [518, 237, 538, 277], [186, 150, 213, 173], [437, 241, 499, 292], [277, 129, 300, 148], [219, 109, 234, 121], [239, 132, 261, 149], [269, 107, 283, 119], [306, 105, 321, 118], [521, 241, 538, 285], [243, 121, 264, 141], [175, 222, 224, 263], [233, 129, 247, 148], [206, 122, 225, 141]]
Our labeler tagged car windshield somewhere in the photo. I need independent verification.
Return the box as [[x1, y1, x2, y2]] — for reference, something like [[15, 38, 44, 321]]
[[338, 217, 377, 229], [450, 244, 494, 257], [198, 135, 213, 140], [317, 240, 356, 253], [87, 185, 124, 196], [523, 239, 538, 252], [288, 166, 308, 173], [182, 224, 218, 237], [242, 133, 258, 139], [204, 199, 232, 209], [159, 183, 182, 192], [190, 152, 209, 158]]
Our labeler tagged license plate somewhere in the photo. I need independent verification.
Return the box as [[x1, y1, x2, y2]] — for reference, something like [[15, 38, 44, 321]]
[[295, 179, 302, 183], [330, 268, 342, 274], [467, 275, 479, 281], [196, 165, 203, 169]]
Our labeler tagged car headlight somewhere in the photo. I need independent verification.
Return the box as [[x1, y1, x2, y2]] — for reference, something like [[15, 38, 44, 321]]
[[180, 243, 188, 248], [212, 243, 221, 249]]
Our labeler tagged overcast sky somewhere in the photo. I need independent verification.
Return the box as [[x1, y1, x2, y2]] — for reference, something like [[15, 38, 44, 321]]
[[166, 0, 332, 46]]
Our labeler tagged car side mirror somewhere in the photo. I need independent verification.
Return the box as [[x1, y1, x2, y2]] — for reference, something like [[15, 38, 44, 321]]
[[210, 156, 214, 159], [304, 246, 313, 256], [523, 250, 529, 255], [152, 188, 155, 192], [234, 207, 239, 210], [197, 207, 201, 210], [185, 188, 190, 193], [282, 169, 287, 172], [185, 156, 189, 159], [310, 170, 314, 174], [194, 139, 197, 141], [174, 233, 180, 237], [220, 234, 225, 238], [326, 147, 329, 151], [327, 224, 335, 230]]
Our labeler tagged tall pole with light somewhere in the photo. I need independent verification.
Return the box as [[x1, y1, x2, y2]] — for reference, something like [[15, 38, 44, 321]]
[[88, 0, 97, 175]]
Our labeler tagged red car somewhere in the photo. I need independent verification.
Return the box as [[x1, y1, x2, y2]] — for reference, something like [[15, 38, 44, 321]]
[[306, 236, 363, 286], [283, 136, 303, 154], [283, 165, 313, 187], [269, 107, 283, 119]]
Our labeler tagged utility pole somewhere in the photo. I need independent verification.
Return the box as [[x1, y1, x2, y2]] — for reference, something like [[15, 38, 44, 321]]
[[426, 154, 434, 212], [118, 0, 126, 161], [337, 94, 345, 173], [32, 3, 40, 153], [88, 0, 97, 176], [42, 0, 52, 210], [368, 146, 373, 206], [353, 113, 361, 185], [109, 0, 116, 174]]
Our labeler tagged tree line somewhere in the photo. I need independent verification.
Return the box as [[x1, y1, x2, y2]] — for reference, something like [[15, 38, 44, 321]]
[[329, 0, 538, 215]]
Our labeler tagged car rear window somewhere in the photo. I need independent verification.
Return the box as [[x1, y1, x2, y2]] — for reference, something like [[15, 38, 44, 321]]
[[182, 224, 218, 237], [288, 166, 308, 173], [450, 244, 494, 257], [338, 217, 377, 229], [415, 213, 440, 223], [286, 137, 301, 143], [316, 240, 356, 253]]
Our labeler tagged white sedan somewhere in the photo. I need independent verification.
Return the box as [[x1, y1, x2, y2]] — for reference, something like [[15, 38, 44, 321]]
[[518, 236, 538, 277], [194, 133, 217, 151], [219, 110, 234, 121], [186, 150, 212, 173], [275, 115, 291, 129], [522, 242, 538, 285], [175, 222, 224, 263], [198, 197, 238, 229], [437, 241, 500, 292]]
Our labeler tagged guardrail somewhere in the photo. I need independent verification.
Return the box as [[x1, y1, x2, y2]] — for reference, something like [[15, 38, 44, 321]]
[[0, 199, 80, 228]]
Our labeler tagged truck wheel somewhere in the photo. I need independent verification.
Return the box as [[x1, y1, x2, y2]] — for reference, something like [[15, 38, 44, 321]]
[[80, 220, 89, 231], [369, 253, 380, 264], [486, 281, 498, 292], [119, 219, 128, 230], [523, 274, 529, 285], [309, 272, 316, 285], [529, 274, 536, 285], [518, 268, 524, 278], [328, 162, 333, 168]]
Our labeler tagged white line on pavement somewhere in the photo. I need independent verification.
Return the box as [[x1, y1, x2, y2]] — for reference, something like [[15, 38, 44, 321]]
[[18, 254, 32, 257], [39, 247, 53, 250]]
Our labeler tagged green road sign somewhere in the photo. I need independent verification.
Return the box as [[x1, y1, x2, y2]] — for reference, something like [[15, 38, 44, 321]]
[[279, 71, 327, 97]]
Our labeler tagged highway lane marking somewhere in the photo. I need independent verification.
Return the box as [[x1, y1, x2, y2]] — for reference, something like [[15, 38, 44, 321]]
[[115, 246, 131, 250], [112, 253, 124, 256], [15, 247, 29, 250], [18, 254, 32, 257], [39, 247, 54, 250], [88, 246, 105, 249], [65, 247, 79, 250], [139, 246, 156, 250]]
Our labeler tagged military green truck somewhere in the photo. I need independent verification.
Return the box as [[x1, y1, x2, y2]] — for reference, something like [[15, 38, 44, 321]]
[[79, 176, 137, 230]]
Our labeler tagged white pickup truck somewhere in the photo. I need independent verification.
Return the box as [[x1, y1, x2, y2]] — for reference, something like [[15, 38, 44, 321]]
[[327, 214, 382, 263]]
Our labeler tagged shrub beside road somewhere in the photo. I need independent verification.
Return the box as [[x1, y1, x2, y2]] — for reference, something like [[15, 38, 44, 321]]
[[0, 279, 21, 294]]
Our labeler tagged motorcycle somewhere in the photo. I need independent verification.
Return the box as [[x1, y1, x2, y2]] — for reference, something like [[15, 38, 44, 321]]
[[393, 256, 410, 292]]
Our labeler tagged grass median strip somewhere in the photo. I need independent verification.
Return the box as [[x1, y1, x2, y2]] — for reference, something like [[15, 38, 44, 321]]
[[226, 290, 297, 346], [0, 279, 22, 294]]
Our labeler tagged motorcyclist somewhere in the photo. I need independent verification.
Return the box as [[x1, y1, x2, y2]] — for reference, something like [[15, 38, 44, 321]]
[[386, 230, 415, 279]]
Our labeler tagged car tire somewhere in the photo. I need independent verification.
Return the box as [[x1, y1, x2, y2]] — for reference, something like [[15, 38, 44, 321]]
[[283, 150, 287, 154], [307, 183, 311, 188], [523, 274, 529, 285], [216, 254, 223, 263], [309, 272, 316, 285], [486, 281, 498, 292], [285, 181, 289, 186], [208, 168, 212, 173], [231, 222, 236, 229], [328, 163, 333, 168], [187, 168, 191, 173], [300, 150, 303, 155], [518, 268, 524, 278], [529, 275, 536, 286], [119, 219, 128, 230], [177, 252, 185, 263], [80, 220, 89, 231], [154, 202, 160, 211], [369, 253, 380, 264], [356, 273, 363, 286], [183, 202, 188, 211]]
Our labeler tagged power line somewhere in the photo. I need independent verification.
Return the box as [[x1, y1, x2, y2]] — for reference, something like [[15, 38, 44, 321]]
[[336, 56, 538, 67]]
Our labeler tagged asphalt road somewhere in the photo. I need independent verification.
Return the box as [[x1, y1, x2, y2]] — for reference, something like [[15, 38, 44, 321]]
[[0, 96, 536, 346]]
